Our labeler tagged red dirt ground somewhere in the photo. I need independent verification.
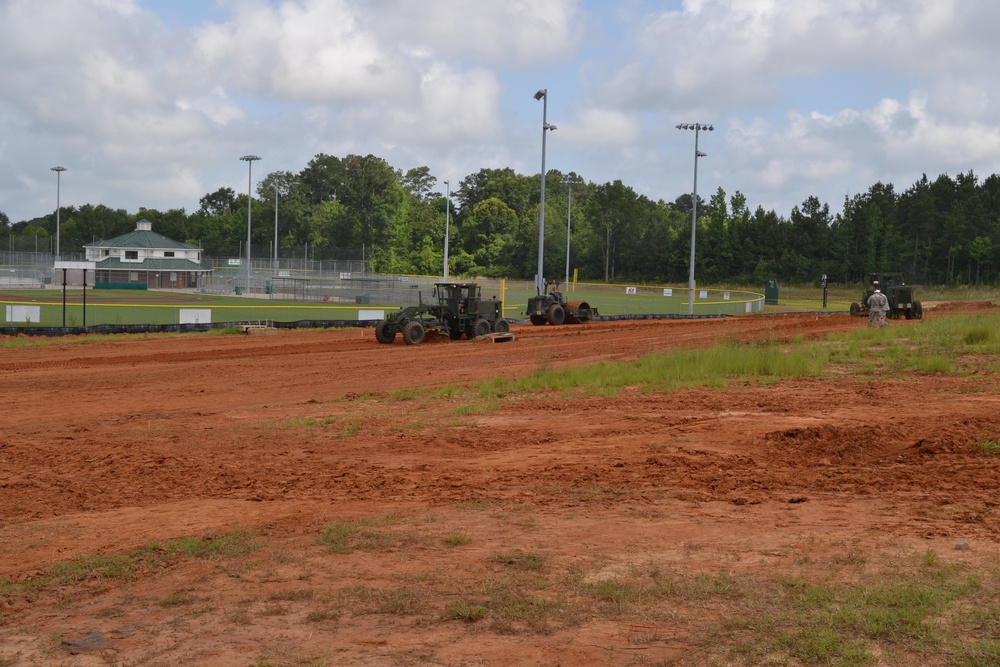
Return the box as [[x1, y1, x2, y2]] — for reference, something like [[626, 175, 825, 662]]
[[1, 303, 999, 665]]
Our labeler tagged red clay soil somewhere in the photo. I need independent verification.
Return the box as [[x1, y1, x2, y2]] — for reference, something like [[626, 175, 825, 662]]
[[1, 304, 999, 665]]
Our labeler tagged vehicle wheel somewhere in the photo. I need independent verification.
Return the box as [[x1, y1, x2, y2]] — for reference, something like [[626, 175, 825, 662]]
[[913, 300, 923, 320], [402, 320, 425, 345], [530, 314, 547, 326], [374, 320, 396, 344], [473, 318, 492, 338], [849, 302, 860, 317], [493, 318, 510, 334], [547, 303, 565, 325]]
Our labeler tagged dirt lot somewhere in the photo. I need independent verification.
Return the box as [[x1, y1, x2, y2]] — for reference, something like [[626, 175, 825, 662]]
[[1, 304, 999, 666]]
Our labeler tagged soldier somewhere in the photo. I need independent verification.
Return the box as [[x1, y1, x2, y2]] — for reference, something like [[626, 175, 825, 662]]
[[866, 288, 888, 327], [876, 289, 890, 326]]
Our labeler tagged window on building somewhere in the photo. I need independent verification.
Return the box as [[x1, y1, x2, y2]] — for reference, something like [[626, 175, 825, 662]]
[[164, 251, 175, 257], [125, 250, 138, 260]]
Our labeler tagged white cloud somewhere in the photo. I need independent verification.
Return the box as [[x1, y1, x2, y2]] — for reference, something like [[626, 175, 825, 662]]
[[559, 108, 639, 145], [189, 0, 417, 102], [369, 0, 584, 67], [6, 0, 1000, 229]]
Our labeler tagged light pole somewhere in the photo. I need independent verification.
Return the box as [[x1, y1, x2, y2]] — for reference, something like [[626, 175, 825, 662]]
[[562, 177, 578, 287], [533, 89, 557, 294], [51, 166, 66, 261], [675, 123, 713, 314], [443, 180, 451, 280], [273, 182, 279, 269], [240, 155, 260, 293]]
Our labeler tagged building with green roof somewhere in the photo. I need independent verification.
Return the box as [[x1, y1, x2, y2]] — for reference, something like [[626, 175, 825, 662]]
[[84, 220, 214, 289]]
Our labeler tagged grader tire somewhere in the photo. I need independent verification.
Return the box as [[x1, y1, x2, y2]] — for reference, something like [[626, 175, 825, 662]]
[[473, 318, 492, 338], [374, 320, 396, 344], [402, 320, 425, 345]]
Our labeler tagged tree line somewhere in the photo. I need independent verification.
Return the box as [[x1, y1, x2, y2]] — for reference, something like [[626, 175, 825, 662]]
[[4, 153, 999, 286]]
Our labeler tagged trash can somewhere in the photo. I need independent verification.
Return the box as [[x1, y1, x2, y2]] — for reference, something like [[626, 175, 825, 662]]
[[265, 281, 273, 295], [235, 285, 242, 296], [764, 279, 779, 305]]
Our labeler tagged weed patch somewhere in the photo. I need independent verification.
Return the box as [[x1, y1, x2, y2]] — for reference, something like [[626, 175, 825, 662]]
[[0, 529, 259, 603], [319, 516, 415, 554]]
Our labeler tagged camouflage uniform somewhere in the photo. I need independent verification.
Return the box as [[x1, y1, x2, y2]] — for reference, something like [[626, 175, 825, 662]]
[[867, 290, 888, 327]]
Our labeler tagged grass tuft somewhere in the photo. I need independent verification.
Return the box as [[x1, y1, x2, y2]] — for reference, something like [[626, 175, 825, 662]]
[[976, 440, 1000, 455], [319, 516, 412, 554]]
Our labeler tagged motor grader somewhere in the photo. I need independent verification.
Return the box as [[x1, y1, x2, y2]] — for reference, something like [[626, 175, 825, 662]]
[[526, 281, 597, 325], [374, 282, 510, 345], [850, 272, 923, 320]]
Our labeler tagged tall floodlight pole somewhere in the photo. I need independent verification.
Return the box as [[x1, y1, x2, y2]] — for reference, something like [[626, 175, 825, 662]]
[[240, 155, 260, 293], [533, 89, 557, 294], [273, 182, 279, 268], [563, 177, 576, 286], [675, 123, 713, 314], [443, 180, 451, 280], [51, 166, 67, 261]]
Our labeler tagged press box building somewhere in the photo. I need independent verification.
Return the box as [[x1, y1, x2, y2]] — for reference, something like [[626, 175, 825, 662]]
[[84, 220, 214, 289]]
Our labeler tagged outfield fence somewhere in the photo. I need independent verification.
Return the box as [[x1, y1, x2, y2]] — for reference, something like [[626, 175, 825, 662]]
[[199, 267, 765, 317], [1, 262, 765, 336]]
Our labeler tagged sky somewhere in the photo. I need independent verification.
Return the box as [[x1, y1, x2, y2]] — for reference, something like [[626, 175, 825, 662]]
[[3, 0, 1000, 226]]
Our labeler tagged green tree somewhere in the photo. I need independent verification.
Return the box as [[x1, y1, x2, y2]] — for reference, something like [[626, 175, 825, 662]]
[[969, 236, 993, 284], [259, 171, 309, 258], [463, 197, 520, 275], [585, 180, 641, 282], [298, 154, 345, 206], [401, 166, 437, 201], [338, 154, 404, 269]]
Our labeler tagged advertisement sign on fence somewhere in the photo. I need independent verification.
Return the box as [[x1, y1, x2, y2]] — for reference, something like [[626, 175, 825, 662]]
[[5, 305, 40, 323], [179, 309, 212, 325]]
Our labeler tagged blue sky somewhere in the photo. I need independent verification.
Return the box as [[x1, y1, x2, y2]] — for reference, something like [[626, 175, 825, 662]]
[[2, 0, 999, 226]]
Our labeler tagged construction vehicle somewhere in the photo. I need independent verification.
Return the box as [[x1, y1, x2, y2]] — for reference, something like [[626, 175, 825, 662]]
[[374, 282, 510, 345], [526, 281, 598, 325], [850, 272, 923, 320]]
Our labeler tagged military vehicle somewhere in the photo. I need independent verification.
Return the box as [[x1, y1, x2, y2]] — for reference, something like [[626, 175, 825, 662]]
[[850, 272, 923, 320], [375, 282, 509, 345], [526, 281, 597, 325]]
